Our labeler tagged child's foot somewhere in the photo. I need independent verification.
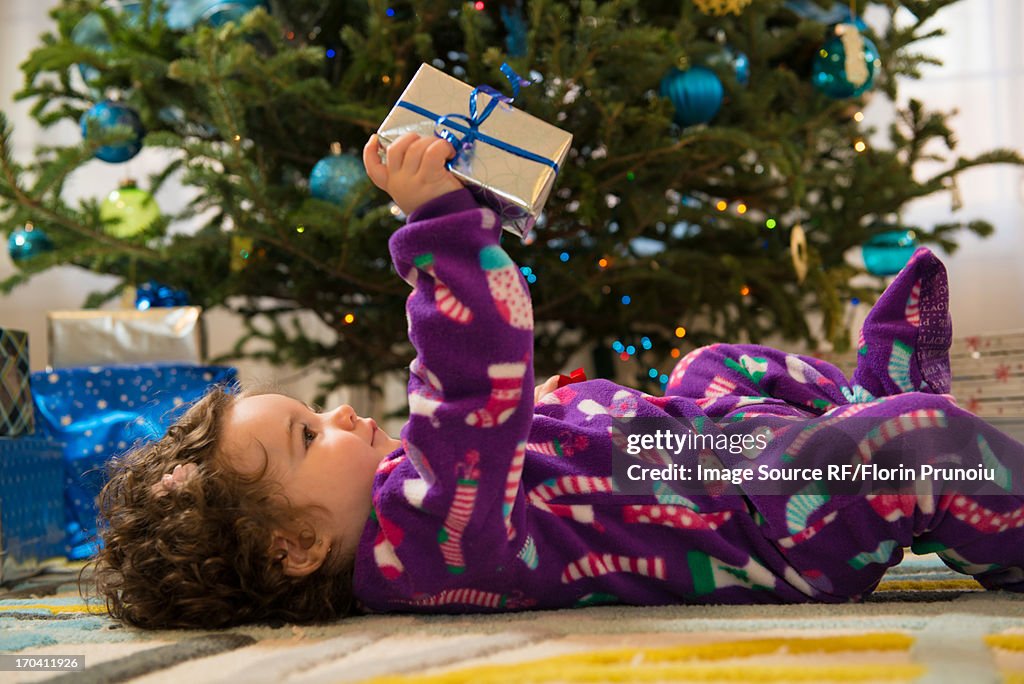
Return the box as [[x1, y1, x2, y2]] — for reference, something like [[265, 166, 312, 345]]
[[851, 247, 952, 398]]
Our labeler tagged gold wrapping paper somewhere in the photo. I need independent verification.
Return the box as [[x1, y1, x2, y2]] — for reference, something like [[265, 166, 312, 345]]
[[47, 307, 203, 368], [377, 63, 572, 237]]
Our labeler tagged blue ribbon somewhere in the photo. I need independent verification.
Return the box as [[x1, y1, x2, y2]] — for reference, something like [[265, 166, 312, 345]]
[[397, 63, 560, 174]]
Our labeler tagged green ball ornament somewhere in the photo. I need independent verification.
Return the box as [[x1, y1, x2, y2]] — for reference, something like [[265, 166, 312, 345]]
[[100, 182, 160, 238]]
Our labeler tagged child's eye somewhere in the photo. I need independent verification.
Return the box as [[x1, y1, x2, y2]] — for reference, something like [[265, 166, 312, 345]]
[[302, 426, 317, 448]]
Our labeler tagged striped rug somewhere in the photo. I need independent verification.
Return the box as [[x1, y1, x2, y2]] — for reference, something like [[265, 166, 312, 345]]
[[3, 552, 1024, 683]]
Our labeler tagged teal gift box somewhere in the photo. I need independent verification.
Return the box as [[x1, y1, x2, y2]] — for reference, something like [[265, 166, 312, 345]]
[[0, 436, 65, 583], [0, 328, 34, 436]]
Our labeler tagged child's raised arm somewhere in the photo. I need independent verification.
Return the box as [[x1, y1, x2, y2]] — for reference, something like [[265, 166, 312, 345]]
[[355, 133, 536, 607]]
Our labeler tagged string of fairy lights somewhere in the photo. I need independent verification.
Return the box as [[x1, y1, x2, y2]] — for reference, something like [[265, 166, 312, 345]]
[[42, 0, 893, 383]]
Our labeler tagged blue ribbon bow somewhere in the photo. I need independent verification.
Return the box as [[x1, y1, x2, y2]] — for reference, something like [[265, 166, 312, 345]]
[[397, 63, 560, 173]]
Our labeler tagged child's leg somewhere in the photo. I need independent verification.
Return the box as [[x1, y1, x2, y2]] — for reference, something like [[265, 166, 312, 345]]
[[664, 343, 851, 416], [850, 247, 952, 399], [747, 392, 1024, 600]]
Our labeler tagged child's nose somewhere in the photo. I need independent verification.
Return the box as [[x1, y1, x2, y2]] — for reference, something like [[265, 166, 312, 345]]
[[327, 404, 357, 430]]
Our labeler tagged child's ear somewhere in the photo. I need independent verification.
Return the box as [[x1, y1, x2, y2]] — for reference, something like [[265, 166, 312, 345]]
[[269, 531, 328, 577]]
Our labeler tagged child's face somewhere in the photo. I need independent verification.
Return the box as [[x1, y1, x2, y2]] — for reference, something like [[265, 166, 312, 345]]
[[220, 393, 401, 559]]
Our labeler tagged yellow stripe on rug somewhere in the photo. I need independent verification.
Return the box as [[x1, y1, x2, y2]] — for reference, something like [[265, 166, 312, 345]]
[[986, 634, 1024, 651], [874, 578, 982, 591], [0, 602, 108, 615], [367, 633, 918, 684]]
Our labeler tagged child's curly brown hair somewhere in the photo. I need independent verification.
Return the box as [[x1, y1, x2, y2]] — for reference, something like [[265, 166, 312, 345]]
[[86, 386, 356, 629]]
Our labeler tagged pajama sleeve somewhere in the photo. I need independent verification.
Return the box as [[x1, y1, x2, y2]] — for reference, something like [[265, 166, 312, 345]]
[[376, 188, 534, 579]]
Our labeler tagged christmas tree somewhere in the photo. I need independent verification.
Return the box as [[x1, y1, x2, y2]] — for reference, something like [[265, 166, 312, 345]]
[[1, 0, 1019, 401]]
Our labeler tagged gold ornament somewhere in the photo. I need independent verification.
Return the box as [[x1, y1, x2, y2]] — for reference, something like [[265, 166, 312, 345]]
[[231, 235, 255, 273], [790, 223, 809, 283], [692, 0, 753, 16]]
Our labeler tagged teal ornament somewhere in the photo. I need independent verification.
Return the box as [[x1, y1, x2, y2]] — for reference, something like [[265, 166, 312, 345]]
[[70, 1, 145, 86], [812, 24, 880, 99], [310, 144, 367, 205], [80, 100, 145, 163], [862, 230, 918, 276], [166, 0, 267, 30], [660, 66, 724, 127], [8, 223, 54, 263]]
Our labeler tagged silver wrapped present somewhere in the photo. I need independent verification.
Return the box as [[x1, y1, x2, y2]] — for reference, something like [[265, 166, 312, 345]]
[[47, 307, 203, 368], [377, 63, 572, 237]]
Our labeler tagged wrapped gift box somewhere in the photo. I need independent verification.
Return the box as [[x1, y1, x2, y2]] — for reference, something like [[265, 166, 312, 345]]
[[0, 328, 34, 436], [0, 436, 65, 583], [31, 363, 237, 559], [47, 306, 204, 368], [377, 63, 572, 237]]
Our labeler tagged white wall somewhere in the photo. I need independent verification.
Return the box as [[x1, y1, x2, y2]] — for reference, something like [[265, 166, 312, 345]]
[[862, 0, 1024, 334], [2, 0, 1022, 403], [0, 0, 347, 411]]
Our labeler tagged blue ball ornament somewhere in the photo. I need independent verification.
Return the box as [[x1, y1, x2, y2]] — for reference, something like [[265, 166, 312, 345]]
[[136, 281, 190, 310], [862, 229, 918, 276], [785, 0, 867, 29], [80, 100, 145, 163], [660, 66, 724, 127], [8, 223, 54, 263], [310, 146, 368, 206], [708, 46, 750, 87], [812, 27, 881, 99], [165, 0, 268, 30]]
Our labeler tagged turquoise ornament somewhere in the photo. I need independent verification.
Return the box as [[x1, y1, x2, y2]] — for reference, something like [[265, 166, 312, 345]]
[[165, 0, 267, 30], [812, 25, 881, 99], [708, 46, 750, 87], [310, 144, 367, 206], [80, 100, 145, 163], [70, 1, 145, 86], [862, 230, 918, 276], [8, 223, 54, 263], [660, 66, 724, 127]]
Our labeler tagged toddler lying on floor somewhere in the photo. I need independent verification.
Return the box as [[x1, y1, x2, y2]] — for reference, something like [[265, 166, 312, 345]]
[[91, 132, 1024, 628]]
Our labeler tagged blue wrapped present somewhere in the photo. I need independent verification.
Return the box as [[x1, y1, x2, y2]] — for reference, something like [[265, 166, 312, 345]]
[[31, 364, 237, 559], [0, 436, 65, 582]]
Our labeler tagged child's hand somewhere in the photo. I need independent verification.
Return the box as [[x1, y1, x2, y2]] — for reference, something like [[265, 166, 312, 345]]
[[363, 133, 463, 215], [534, 374, 560, 404]]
